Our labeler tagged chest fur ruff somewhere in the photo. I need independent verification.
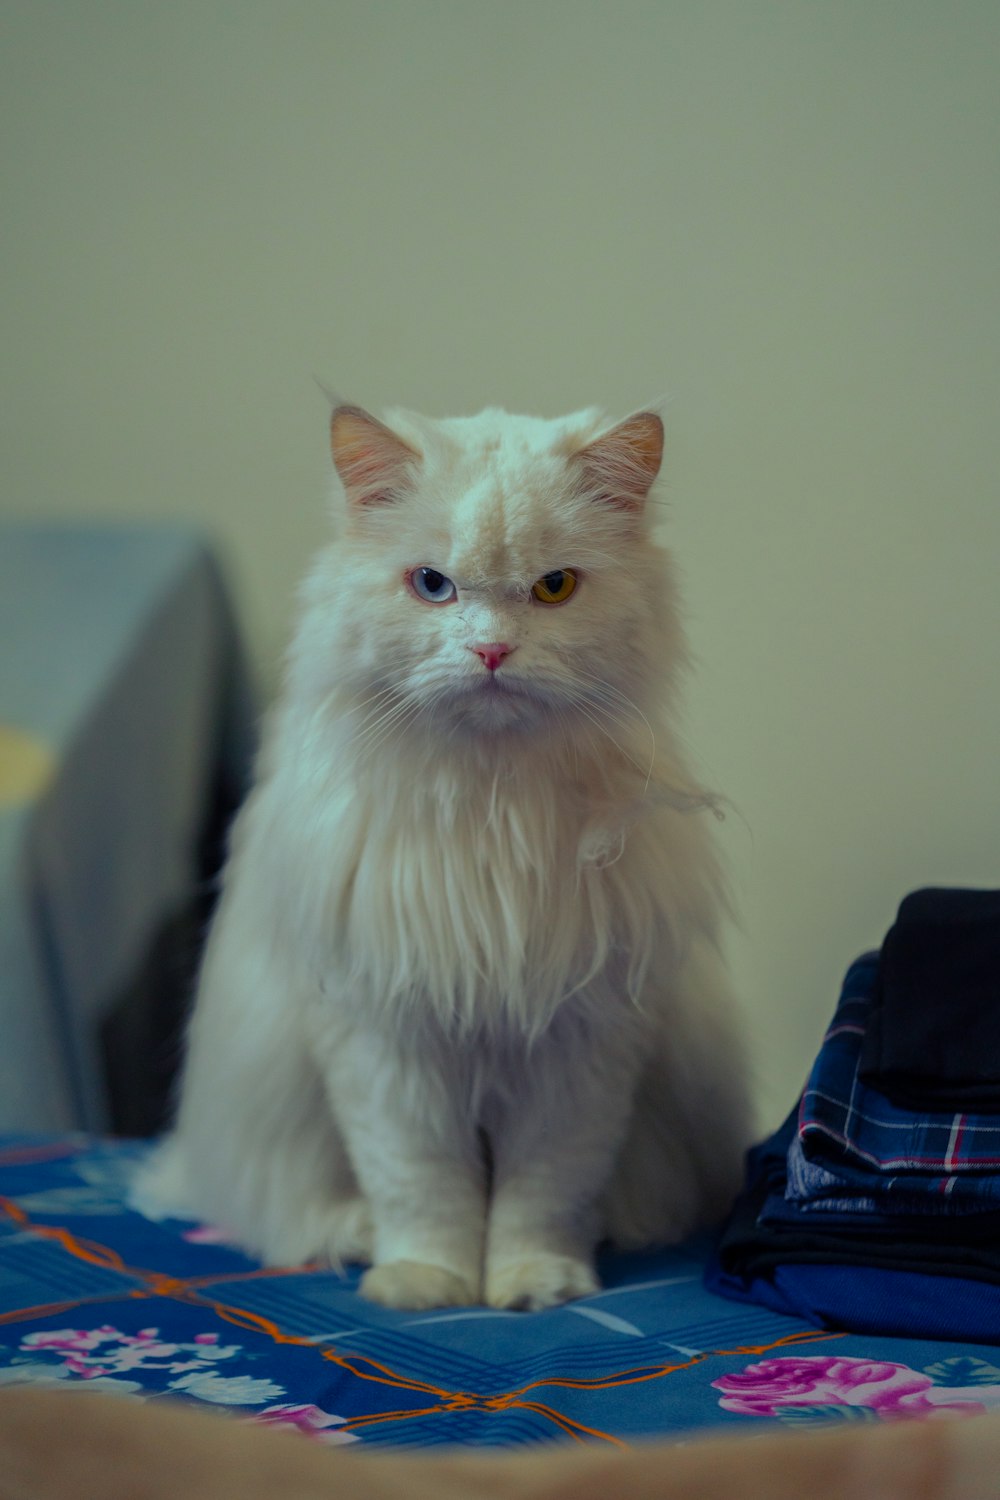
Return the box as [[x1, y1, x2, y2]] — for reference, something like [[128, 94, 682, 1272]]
[[255, 758, 715, 1035]]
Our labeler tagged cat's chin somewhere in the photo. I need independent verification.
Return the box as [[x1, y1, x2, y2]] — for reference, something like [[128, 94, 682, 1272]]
[[437, 677, 542, 735]]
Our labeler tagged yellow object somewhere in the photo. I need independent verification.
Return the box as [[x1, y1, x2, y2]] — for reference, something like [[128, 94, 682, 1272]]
[[0, 725, 55, 809]]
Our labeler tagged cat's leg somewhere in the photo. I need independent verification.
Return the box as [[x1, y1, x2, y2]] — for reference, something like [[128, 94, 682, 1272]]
[[483, 1011, 642, 1311], [602, 941, 751, 1248], [314, 1022, 487, 1311], [135, 1127, 372, 1269], [131, 900, 372, 1270], [600, 1074, 725, 1250]]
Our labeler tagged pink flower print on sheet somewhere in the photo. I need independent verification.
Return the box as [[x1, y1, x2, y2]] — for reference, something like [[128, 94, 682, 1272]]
[[251, 1404, 359, 1445], [712, 1356, 988, 1421], [182, 1224, 237, 1246], [9, 1328, 355, 1432]]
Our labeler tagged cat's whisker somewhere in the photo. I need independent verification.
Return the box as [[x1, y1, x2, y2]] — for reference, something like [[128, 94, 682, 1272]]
[[571, 680, 721, 816], [568, 698, 651, 784], [570, 667, 647, 716], [357, 697, 425, 756], [349, 686, 401, 717], [573, 678, 657, 796], [356, 715, 416, 760], [566, 666, 656, 734], [345, 688, 402, 738], [547, 702, 582, 779], [350, 699, 406, 746], [350, 696, 421, 755], [560, 672, 648, 734]]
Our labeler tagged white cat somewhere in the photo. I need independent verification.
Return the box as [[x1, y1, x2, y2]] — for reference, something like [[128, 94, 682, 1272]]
[[135, 401, 749, 1312]]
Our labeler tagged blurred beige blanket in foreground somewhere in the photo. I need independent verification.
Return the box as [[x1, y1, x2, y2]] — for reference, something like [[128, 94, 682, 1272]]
[[2, 1389, 1000, 1499]]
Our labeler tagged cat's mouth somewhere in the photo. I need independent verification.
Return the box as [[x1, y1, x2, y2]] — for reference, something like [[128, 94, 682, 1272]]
[[441, 669, 538, 728], [470, 671, 539, 709]]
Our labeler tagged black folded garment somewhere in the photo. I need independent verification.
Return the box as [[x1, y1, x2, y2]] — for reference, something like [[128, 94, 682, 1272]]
[[858, 887, 1000, 1110], [713, 1112, 1000, 1291]]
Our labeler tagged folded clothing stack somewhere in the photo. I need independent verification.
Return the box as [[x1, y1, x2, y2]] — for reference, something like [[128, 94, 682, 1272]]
[[706, 889, 1000, 1342]]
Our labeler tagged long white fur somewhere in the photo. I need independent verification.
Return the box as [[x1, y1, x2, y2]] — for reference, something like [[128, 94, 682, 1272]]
[[135, 404, 750, 1311]]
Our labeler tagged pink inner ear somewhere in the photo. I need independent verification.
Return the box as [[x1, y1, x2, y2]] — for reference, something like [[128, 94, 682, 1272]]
[[576, 412, 664, 511], [330, 405, 418, 506]]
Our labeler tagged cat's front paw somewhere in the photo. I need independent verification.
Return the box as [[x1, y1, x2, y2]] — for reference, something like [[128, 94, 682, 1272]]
[[360, 1260, 480, 1310], [486, 1254, 599, 1311]]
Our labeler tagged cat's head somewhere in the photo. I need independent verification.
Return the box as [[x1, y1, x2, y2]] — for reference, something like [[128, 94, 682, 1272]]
[[294, 402, 685, 754]]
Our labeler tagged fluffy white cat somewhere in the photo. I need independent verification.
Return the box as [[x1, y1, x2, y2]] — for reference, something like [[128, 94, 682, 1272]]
[[136, 402, 749, 1312]]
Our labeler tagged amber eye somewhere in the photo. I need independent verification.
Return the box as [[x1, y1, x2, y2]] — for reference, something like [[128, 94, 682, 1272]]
[[531, 569, 578, 605]]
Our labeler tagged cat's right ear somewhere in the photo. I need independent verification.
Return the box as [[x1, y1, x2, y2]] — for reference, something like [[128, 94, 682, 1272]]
[[330, 405, 419, 507]]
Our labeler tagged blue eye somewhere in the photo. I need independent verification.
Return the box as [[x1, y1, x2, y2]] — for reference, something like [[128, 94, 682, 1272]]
[[410, 567, 457, 604]]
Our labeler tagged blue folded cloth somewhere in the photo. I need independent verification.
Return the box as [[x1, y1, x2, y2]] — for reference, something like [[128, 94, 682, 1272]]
[[791, 952, 1000, 1209], [709, 1258, 1000, 1343]]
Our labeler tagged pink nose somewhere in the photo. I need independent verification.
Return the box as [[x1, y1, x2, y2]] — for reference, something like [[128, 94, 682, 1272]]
[[470, 642, 515, 672]]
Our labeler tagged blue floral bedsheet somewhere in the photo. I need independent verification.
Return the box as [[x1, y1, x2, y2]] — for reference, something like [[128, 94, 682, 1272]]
[[3, 1135, 1000, 1450]]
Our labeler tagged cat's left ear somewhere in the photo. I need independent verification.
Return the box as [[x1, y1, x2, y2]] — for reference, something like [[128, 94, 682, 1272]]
[[330, 404, 420, 507], [575, 411, 664, 512]]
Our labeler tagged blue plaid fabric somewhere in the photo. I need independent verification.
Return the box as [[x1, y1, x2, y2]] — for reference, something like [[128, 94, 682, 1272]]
[[782, 1135, 1000, 1217], [791, 952, 1000, 1208]]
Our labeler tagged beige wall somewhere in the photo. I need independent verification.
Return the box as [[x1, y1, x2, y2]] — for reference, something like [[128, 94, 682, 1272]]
[[3, 2, 998, 1128]]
